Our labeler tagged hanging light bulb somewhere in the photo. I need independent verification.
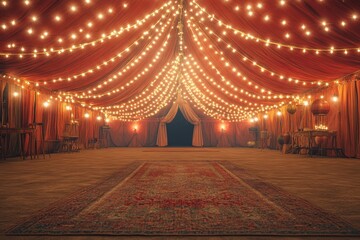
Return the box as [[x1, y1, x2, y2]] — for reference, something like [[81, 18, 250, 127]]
[[84, 112, 90, 118], [96, 115, 102, 121], [331, 94, 339, 102], [43, 101, 49, 107], [13, 91, 19, 97], [276, 110, 282, 116]]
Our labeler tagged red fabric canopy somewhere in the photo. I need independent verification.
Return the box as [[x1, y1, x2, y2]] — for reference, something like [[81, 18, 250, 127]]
[[1, 0, 359, 121]]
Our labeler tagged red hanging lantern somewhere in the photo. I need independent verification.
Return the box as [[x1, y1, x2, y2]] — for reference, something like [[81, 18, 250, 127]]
[[310, 99, 330, 115], [286, 104, 297, 115]]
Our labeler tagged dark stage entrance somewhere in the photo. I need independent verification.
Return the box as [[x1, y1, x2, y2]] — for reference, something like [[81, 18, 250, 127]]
[[167, 110, 194, 146]]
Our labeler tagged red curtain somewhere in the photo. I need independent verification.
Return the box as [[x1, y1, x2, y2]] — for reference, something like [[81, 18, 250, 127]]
[[1, 79, 359, 158], [338, 79, 360, 158]]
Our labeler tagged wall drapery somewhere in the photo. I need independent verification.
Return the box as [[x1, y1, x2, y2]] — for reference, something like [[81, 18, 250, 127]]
[[1, 78, 359, 158], [109, 120, 159, 147], [156, 96, 203, 147], [338, 80, 360, 158]]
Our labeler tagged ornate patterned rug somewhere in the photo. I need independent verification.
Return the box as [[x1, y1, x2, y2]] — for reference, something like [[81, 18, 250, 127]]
[[7, 161, 359, 236], [142, 149, 220, 152]]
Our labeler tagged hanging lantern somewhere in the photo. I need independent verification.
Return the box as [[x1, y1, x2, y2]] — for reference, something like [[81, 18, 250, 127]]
[[310, 99, 330, 115], [286, 104, 297, 115], [311, 99, 330, 131]]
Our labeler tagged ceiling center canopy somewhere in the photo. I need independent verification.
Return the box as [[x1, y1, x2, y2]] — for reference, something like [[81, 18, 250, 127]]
[[1, 0, 359, 121]]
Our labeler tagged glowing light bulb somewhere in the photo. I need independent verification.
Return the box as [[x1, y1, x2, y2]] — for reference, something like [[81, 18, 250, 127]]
[[13, 91, 19, 97], [84, 113, 90, 118], [70, 5, 77, 12], [332, 95, 339, 102], [65, 105, 72, 111], [54, 15, 61, 21], [43, 101, 49, 107], [96, 116, 102, 121]]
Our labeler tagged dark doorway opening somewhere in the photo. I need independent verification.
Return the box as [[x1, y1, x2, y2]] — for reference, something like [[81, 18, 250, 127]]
[[167, 110, 194, 146]]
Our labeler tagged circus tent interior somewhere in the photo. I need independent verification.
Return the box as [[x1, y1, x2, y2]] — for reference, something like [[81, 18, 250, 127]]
[[0, 0, 360, 238]]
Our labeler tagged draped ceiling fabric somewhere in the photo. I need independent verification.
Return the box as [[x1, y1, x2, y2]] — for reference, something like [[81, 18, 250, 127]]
[[0, 0, 360, 156], [156, 93, 203, 147]]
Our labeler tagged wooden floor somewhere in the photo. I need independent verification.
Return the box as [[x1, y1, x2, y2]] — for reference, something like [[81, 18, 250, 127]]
[[0, 147, 359, 240]]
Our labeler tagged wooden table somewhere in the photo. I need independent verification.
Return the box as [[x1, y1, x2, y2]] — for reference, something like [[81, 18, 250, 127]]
[[292, 130, 344, 157], [0, 128, 35, 160]]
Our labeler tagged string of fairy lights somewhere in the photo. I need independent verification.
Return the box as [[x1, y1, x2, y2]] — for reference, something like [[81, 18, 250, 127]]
[[187, 15, 313, 88], [71, 17, 175, 99], [36, 12, 174, 88], [190, 0, 360, 55], [185, 25, 282, 102], [180, 56, 284, 121], [1, 1, 176, 58], [1, 0, 358, 123], [185, 19, 306, 108], [99, 60, 180, 121]]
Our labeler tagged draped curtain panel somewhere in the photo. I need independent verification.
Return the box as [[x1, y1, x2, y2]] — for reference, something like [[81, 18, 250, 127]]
[[128, 132, 143, 147], [156, 96, 204, 147], [156, 101, 179, 147], [200, 120, 236, 147], [338, 80, 360, 158], [178, 100, 204, 147], [216, 132, 231, 147], [0, 81, 7, 126], [200, 120, 219, 147], [109, 120, 159, 147]]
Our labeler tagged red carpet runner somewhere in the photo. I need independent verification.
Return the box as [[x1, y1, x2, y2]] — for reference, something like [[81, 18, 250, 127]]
[[8, 161, 358, 236]]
